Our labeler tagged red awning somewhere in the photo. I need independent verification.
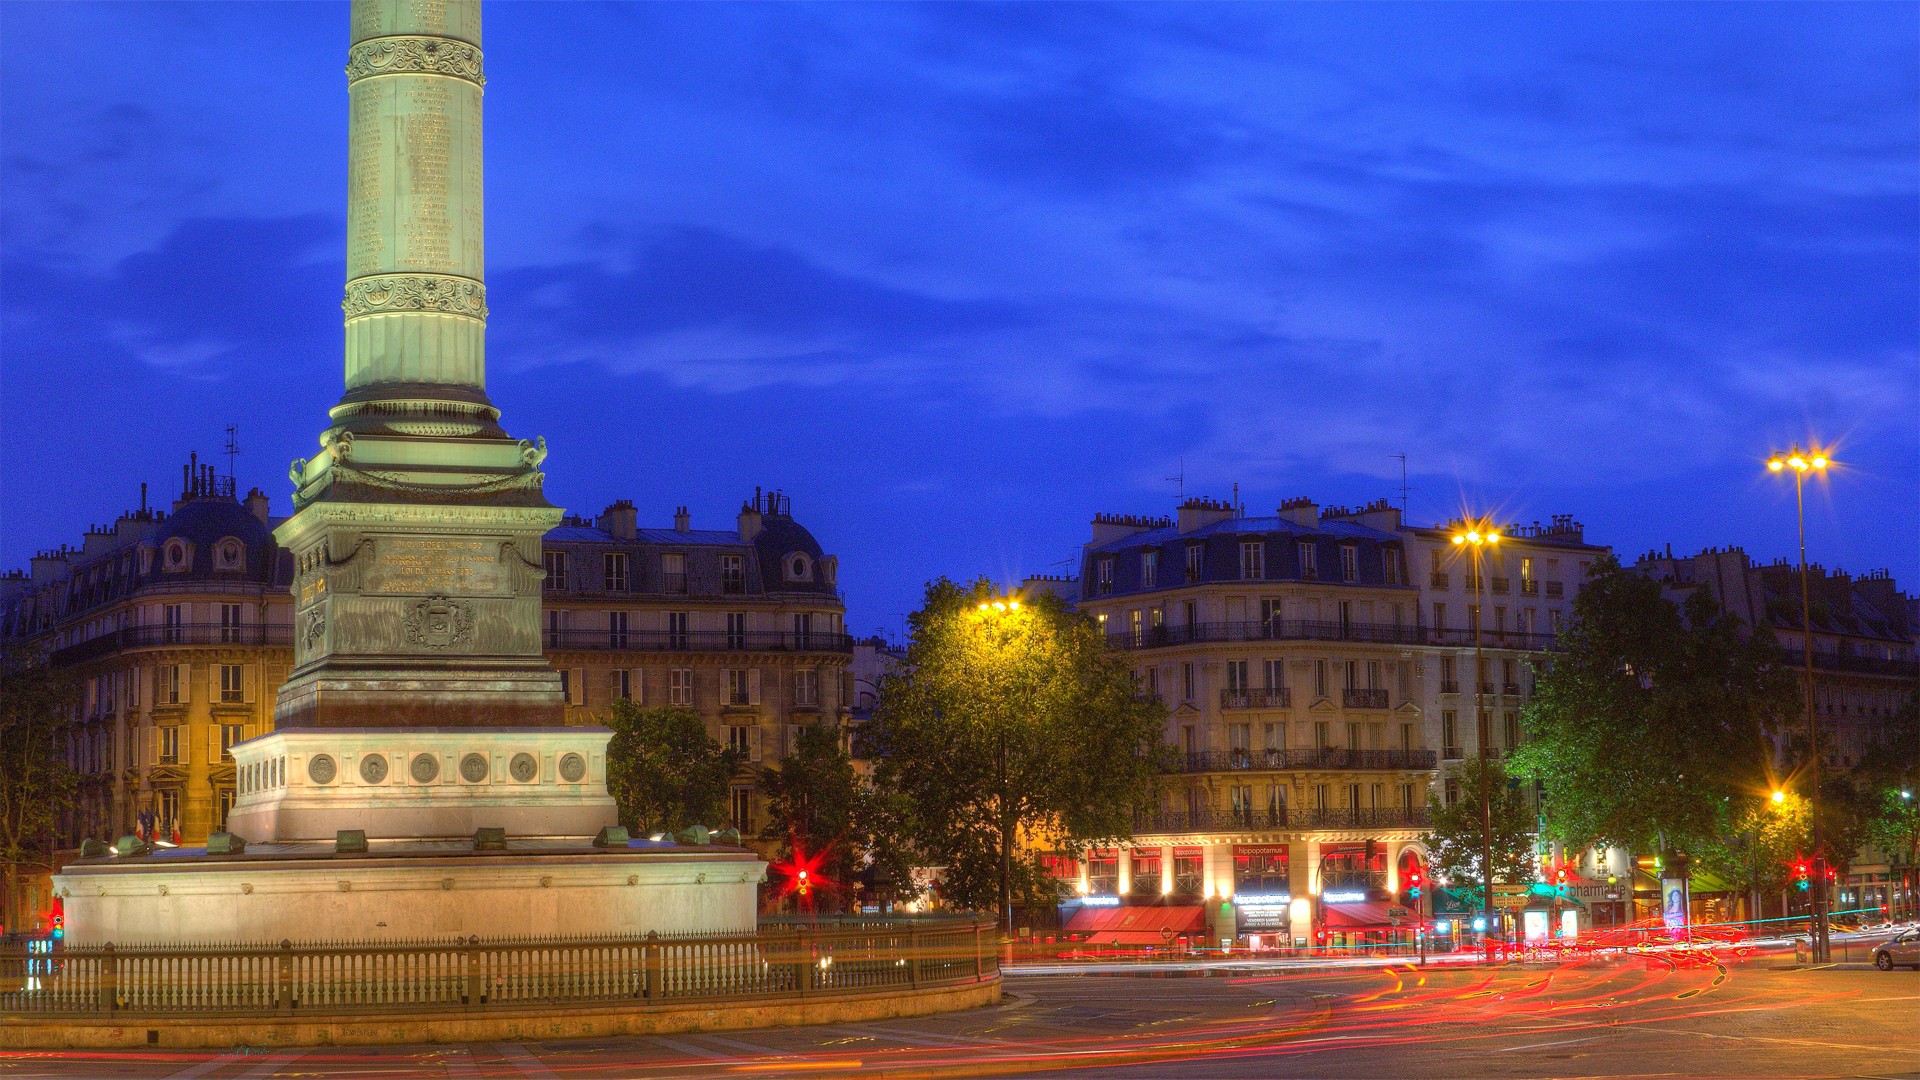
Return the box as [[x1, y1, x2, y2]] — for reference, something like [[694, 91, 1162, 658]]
[[1064, 904, 1207, 938], [1323, 900, 1403, 929], [1087, 931, 1180, 946]]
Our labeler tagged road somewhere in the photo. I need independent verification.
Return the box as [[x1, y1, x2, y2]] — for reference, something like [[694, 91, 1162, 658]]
[[3, 952, 1913, 1078]]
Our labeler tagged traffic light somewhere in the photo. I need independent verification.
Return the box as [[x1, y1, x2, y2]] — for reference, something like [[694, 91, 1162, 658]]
[[1793, 861, 1810, 892], [1553, 867, 1569, 893], [1407, 870, 1423, 901], [796, 869, 811, 897]]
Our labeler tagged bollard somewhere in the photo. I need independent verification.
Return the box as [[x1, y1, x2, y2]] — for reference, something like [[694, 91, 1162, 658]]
[[643, 930, 660, 1000], [98, 943, 117, 1014]]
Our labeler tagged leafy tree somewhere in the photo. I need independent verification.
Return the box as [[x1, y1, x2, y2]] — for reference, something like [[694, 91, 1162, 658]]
[[1858, 693, 1920, 919], [603, 701, 743, 835], [1421, 756, 1537, 909], [1510, 556, 1797, 856], [757, 721, 913, 910], [1864, 787, 1920, 920], [869, 579, 1167, 927], [1694, 794, 1810, 919], [0, 648, 77, 935]]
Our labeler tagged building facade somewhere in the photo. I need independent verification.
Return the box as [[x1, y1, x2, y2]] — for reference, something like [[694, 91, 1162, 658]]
[[0, 475, 847, 927]]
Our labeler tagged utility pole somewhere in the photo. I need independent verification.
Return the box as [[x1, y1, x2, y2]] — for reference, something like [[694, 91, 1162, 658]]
[[1766, 447, 1831, 964]]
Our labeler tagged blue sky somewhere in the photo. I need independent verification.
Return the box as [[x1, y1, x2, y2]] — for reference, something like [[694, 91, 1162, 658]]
[[3, 2, 1915, 634]]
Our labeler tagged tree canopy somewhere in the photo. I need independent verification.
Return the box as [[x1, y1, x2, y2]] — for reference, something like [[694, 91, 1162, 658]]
[[1509, 556, 1797, 855], [757, 721, 911, 910], [603, 702, 743, 835], [869, 579, 1166, 921], [1421, 756, 1537, 909], [0, 648, 77, 935]]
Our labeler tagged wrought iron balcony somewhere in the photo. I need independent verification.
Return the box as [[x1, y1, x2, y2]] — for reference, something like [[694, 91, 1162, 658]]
[[1440, 680, 1460, 694], [1167, 747, 1436, 773], [1545, 581, 1564, 598], [1521, 579, 1539, 595], [1108, 619, 1555, 652], [1491, 577, 1510, 595], [1782, 650, 1920, 677], [1220, 688, 1291, 709], [51, 623, 294, 666], [1429, 572, 1449, 589], [1502, 682, 1522, 696], [543, 629, 853, 654], [1341, 688, 1390, 709], [1135, 806, 1431, 835]]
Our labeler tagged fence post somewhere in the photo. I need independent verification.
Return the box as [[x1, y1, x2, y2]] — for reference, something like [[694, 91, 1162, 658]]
[[276, 940, 293, 1013], [465, 935, 483, 1006], [909, 923, 921, 989], [797, 927, 811, 998], [643, 930, 659, 1000], [974, 920, 984, 982], [98, 942, 117, 1014]]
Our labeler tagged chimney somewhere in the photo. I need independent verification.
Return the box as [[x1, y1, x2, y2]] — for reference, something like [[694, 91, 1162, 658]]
[[1277, 497, 1318, 529], [738, 488, 764, 543], [673, 506, 691, 533], [1176, 496, 1237, 534], [245, 487, 272, 525], [598, 499, 638, 540]]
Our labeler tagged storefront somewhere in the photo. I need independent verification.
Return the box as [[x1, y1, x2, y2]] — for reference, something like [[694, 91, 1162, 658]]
[[1061, 898, 1209, 946]]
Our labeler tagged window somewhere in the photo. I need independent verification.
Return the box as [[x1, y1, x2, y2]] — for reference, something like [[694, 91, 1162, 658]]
[[726, 669, 753, 706], [543, 550, 567, 591], [1185, 544, 1205, 583], [219, 664, 244, 703], [1442, 711, 1459, 757], [792, 612, 814, 644], [1445, 777, 1460, 805], [669, 668, 694, 706], [1231, 784, 1254, 820], [667, 611, 689, 650], [1173, 850, 1204, 895], [1096, 557, 1114, 596], [546, 610, 565, 649], [215, 539, 244, 571], [1366, 660, 1381, 690], [1182, 663, 1195, 702], [661, 553, 687, 594], [1240, 541, 1265, 581], [220, 723, 244, 758], [1314, 659, 1328, 699], [1344, 659, 1358, 691], [1550, 608, 1563, 632], [1400, 783, 1415, 810], [160, 665, 183, 706], [1263, 658, 1285, 690], [1088, 852, 1120, 896], [726, 612, 748, 650], [1130, 849, 1162, 895], [163, 540, 189, 571], [1339, 545, 1358, 583], [728, 725, 752, 755], [1432, 603, 1446, 633], [1226, 660, 1248, 692], [612, 669, 633, 700], [730, 787, 753, 831], [1128, 609, 1142, 645], [603, 552, 629, 591], [218, 603, 243, 643], [1141, 551, 1158, 588], [158, 725, 180, 764], [608, 610, 629, 649], [157, 790, 180, 833], [163, 603, 185, 645], [721, 554, 746, 595], [786, 553, 812, 582], [1315, 721, 1330, 749], [1229, 723, 1251, 752], [1400, 724, 1414, 753], [1264, 721, 1285, 751], [558, 668, 573, 704], [1383, 548, 1403, 586], [1145, 666, 1160, 700], [1346, 722, 1361, 749], [1297, 541, 1317, 580], [1440, 656, 1456, 692], [1521, 556, 1536, 594], [793, 670, 819, 707], [1504, 711, 1521, 748], [1315, 783, 1330, 810]]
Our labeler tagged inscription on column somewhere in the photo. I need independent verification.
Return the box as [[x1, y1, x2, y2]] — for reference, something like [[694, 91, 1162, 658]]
[[402, 81, 452, 271], [348, 83, 390, 277]]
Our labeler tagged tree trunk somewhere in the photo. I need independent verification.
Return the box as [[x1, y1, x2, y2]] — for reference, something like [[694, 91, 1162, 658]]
[[2, 861, 16, 936], [1000, 813, 1014, 938]]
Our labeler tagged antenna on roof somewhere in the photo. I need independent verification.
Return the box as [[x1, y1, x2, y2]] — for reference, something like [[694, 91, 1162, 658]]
[[1390, 452, 1409, 515], [224, 424, 241, 482], [1165, 457, 1185, 502]]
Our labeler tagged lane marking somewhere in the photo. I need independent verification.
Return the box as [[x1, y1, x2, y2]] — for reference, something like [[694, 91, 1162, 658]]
[[1496, 1035, 1605, 1053], [495, 1042, 560, 1080], [235, 1050, 308, 1077], [650, 1035, 740, 1061]]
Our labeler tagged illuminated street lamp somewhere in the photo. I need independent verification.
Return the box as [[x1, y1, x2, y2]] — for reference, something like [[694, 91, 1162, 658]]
[[974, 593, 1025, 938], [1765, 444, 1831, 962], [1771, 789, 1787, 806], [1450, 519, 1501, 960]]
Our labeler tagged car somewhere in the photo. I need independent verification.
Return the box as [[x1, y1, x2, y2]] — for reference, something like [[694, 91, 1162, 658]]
[[1870, 928, 1920, 971]]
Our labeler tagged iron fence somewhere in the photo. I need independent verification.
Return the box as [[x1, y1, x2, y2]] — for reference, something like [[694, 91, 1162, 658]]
[[0, 917, 995, 1020]]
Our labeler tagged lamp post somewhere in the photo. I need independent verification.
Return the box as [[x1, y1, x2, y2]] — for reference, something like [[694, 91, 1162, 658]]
[[1451, 521, 1501, 961], [975, 597, 1024, 941], [1766, 446, 1829, 963]]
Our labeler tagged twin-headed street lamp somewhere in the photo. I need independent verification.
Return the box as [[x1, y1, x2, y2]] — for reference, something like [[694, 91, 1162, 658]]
[[1765, 445, 1832, 963], [1450, 520, 1501, 959]]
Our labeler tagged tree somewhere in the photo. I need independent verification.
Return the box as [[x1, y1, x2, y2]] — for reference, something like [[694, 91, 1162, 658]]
[[603, 701, 743, 835], [1693, 794, 1810, 921], [1510, 556, 1798, 857], [869, 579, 1167, 927], [0, 648, 78, 935], [1421, 756, 1537, 909], [1858, 693, 1920, 918], [1864, 787, 1920, 920], [757, 721, 903, 910]]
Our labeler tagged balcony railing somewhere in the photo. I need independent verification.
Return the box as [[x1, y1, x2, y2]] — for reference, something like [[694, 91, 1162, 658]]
[[1429, 572, 1449, 589], [1108, 619, 1555, 652], [1521, 579, 1539, 596], [1440, 680, 1460, 694], [1136, 806, 1430, 834], [544, 629, 853, 654], [1220, 688, 1291, 710], [1502, 682, 1522, 696], [51, 623, 293, 666], [1782, 650, 1920, 678], [1341, 688, 1389, 709], [1545, 581, 1564, 598], [1167, 748, 1436, 773], [1490, 577, 1510, 595]]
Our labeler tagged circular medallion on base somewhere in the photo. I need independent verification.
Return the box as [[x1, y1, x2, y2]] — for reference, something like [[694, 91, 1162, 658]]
[[459, 753, 489, 783], [309, 755, 337, 785], [360, 755, 389, 784], [558, 753, 586, 783], [509, 752, 538, 782], [411, 753, 440, 783]]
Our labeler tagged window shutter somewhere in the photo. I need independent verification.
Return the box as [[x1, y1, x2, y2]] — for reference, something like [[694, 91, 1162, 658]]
[[747, 668, 761, 706], [209, 726, 221, 764], [139, 666, 154, 712], [749, 725, 762, 762], [631, 668, 646, 705], [570, 667, 586, 706], [177, 663, 192, 703], [243, 665, 259, 704]]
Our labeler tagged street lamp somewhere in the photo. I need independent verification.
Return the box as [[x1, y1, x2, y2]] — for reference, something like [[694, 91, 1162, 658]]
[[974, 594, 1026, 941], [1450, 519, 1501, 961], [1766, 444, 1831, 963]]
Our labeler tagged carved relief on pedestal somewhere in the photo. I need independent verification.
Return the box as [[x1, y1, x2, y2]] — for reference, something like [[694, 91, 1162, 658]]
[[498, 540, 545, 595], [401, 596, 475, 649], [342, 274, 487, 321]]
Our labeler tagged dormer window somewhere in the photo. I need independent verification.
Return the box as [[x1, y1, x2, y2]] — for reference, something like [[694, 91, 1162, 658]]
[[163, 539, 191, 572], [785, 553, 813, 582], [214, 538, 246, 572]]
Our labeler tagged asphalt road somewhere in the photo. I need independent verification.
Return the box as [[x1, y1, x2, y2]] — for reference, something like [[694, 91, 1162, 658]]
[[3, 953, 1914, 1079]]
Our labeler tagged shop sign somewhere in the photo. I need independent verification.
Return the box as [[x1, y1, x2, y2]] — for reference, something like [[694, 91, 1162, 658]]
[[1078, 895, 1121, 907]]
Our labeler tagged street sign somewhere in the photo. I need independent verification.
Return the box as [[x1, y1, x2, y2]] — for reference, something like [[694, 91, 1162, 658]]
[[1387, 906, 1411, 919], [1492, 884, 1529, 897], [1160, 927, 1174, 942]]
